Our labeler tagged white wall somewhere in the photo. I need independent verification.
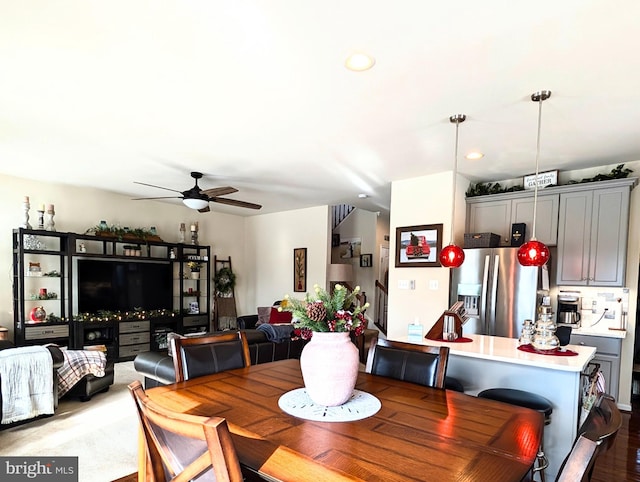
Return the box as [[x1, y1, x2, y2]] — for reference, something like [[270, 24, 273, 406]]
[[387, 171, 467, 340], [244, 206, 330, 313]]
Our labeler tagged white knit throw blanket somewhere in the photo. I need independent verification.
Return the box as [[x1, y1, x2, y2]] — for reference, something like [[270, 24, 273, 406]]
[[0, 345, 54, 424]]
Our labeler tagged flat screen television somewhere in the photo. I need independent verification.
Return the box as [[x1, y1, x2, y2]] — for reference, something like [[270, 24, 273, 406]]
[[76, 258, 172, 313]]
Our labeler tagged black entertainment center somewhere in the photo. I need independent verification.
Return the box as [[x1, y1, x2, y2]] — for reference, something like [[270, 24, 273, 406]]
[[12, 228, 211, 361]]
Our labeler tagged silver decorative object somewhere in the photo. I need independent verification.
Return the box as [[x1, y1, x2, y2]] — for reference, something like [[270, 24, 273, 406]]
[[531, 305, 559, 351], [45, 205, 56, 231]]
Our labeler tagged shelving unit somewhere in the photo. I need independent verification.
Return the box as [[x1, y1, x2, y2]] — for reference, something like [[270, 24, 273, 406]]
[[12, 228, 71, 347], [12, 228, 211, 359]]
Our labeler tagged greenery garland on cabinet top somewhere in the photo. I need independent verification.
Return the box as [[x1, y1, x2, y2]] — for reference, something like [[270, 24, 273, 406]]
[[213, 267, 236, 295], [466, 164, 633, 198], [85, 224, 163, 242]]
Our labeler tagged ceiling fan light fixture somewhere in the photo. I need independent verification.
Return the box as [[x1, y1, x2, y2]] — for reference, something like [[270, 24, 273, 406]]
[[440, 114, 466, 269], [345, 52, 375, 71], [517, 90, 551, 267], [183, 198, 209, 210]]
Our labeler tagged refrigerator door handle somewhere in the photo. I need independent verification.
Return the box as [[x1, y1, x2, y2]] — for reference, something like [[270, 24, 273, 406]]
[[480, 255, 490, 334], [489, 254, 499, 335]]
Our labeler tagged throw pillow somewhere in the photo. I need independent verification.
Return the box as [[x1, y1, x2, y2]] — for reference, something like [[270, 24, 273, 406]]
[[269, 307, 292, 324], [257, 306, 272, 326]]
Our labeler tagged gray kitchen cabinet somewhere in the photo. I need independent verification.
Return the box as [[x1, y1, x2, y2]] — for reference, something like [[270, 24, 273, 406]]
[[556, 185, 631, 286], [466, 192, 559, 246], [570, 334, 621, 401]]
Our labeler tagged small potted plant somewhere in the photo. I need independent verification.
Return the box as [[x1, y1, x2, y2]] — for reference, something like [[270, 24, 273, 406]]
[[187, 261, 202, 279]]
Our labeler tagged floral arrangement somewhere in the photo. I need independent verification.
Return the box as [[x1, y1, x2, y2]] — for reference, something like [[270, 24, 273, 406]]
[[281, 284, 369, 340], [187, 261, 202, 271]]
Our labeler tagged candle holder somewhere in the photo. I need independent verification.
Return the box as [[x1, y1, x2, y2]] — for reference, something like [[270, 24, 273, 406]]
[[45, 207, 56, 231], [191, 230, 198, 245], [178, 223, 186, 243], [22, 200, 32, 229], [37, 210, 45, 229]]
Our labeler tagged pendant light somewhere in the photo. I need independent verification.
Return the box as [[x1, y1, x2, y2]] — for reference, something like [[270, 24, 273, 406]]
[[440, 114, 466, 268], [517, 91, 551, 267]]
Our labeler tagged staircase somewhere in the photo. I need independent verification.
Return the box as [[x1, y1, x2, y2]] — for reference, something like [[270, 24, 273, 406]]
[[332, 204, 355, 230]]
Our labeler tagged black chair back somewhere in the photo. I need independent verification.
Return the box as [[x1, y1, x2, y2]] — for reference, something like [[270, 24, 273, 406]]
[[172, 331, 250, 382], [365, 339, 449, 389]]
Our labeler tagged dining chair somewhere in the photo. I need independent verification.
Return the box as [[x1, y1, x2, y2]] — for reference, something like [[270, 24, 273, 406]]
[[555, 393, 622, 482], [128, 380, 244, 482], [365, 338, 449, 389], [172, 331, 251, 383]]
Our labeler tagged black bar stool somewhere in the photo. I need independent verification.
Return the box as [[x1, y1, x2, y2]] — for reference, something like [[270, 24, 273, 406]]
[[477, 388, 552, 482]]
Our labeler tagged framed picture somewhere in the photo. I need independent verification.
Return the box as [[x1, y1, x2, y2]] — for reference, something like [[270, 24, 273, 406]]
[[360, 253, 373, 268], [293, 248, 307, 292], [523, 169, 558, 189], [395, 224, 443, 268]]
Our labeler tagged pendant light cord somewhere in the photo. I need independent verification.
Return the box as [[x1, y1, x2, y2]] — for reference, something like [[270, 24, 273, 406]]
[[450, 120, 460, 245], [531, 97, 543, 241]]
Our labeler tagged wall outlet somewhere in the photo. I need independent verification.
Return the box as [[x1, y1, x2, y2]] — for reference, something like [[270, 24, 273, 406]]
[[429, 280, 438, 290]]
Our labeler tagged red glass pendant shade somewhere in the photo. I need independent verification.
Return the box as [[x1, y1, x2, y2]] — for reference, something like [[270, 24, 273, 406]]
[[517, 239, 550, 267], [440, 244, 465, 268]]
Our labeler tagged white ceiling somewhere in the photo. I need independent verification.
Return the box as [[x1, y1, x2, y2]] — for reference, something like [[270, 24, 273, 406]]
[[2, 1, 640, 215]]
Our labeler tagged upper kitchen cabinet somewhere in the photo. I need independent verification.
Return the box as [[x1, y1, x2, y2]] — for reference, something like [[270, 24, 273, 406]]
[[466, 192, 559, 246], [556, 179, 636, 286]]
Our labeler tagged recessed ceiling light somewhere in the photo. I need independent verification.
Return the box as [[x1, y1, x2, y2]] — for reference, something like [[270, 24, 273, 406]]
[[358, 193, 368, 199], [345, 53, 375, 72], [465, 152, 484, 160]]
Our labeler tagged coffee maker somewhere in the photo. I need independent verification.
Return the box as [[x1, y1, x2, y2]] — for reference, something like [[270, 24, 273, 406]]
[[557, 291, 581, 326]]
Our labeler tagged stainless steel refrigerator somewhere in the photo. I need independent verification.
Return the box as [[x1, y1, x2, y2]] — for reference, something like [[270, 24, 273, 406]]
[[449, 247, 550, 339]]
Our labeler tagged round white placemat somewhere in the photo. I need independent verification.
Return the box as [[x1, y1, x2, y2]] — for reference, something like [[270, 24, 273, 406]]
[[278, 388, 381, 422]]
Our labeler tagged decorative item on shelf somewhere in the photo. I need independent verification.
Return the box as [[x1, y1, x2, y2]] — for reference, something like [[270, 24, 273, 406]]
[[29, 306, 47, 323], [179, 223, 186, 243], [169, 248, 176, 259], [190, 222, 199, 245], [85, 224, 163, 242], [150, 226, 157, 236], [27, 262, 42, 277], [45, 204, 56, 231], [187, 261, 202, 279], [510, 223, 526, 247], [31, 290, 57, 300], [440, 114, 466, 268], [73, 308, 178, 323], [517, 319, 535, 347], [23, 234, 44, 250], [78, 242, 86, 253], [213, 266, 236, 296], [189, 301, 199, 314], [37, 204, 45, 229], [99, 220, 108, 231], [517, 90, 552, 267], [281, 283, 369, 406], [43, 270, 61, 277], [21, 195, 32, 229]]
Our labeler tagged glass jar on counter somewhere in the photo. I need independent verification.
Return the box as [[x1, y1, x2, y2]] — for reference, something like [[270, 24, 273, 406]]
[[518, 319, 535, 346]]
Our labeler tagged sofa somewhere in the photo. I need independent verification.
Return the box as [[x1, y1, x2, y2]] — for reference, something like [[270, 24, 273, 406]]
[[134, 322, 308, 389], [0, 340, 64, 425]]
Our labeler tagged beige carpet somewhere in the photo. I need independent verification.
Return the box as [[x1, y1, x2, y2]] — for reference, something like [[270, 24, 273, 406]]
[[0, 361, 143, 482]]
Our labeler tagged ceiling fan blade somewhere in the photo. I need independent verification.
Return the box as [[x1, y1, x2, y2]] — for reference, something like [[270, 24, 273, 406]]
[[198, 205, 211, 213], [134, 181, 183, 194], [211, 197, 262, 210], [132, 196, 183, 200], [201, 186, 238, 198]]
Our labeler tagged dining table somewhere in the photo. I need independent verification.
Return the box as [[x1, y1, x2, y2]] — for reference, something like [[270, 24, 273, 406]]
[[140, 359, 543, 482]]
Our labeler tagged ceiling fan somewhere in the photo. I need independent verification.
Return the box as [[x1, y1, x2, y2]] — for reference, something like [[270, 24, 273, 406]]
[[133, 171, 262, 212]]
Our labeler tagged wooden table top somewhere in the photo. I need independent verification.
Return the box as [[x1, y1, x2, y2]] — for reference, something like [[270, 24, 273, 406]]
[[144, 359, 543, 482]]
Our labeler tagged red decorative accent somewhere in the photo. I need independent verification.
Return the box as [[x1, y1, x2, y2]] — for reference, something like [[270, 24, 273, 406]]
[[426, 336, 473, 343], [517, 239, 550, 266], [269, 307, 293, 324], [30, 306, 47, 322], [517, 344, 578, 356], [440, 244, 465, 268]]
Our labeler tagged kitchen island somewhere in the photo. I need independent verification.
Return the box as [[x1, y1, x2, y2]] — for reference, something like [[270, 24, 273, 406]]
[[398, 333, 596, 480]]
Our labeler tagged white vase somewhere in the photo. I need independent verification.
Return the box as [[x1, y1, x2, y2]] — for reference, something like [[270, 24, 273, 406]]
[[299, 331, 359, 406], [190, 271, 200, 280]]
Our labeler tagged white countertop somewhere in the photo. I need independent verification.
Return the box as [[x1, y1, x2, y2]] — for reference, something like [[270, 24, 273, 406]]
[[568, 324, 627, 339], [400, 334, 596, 373]]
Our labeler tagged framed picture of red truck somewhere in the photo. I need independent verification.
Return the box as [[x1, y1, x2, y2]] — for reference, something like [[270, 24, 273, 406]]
[[395, 223, 443, 267]]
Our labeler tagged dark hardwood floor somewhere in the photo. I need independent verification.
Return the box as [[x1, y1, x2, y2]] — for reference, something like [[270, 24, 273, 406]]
[[592, 397, 640, 482]]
